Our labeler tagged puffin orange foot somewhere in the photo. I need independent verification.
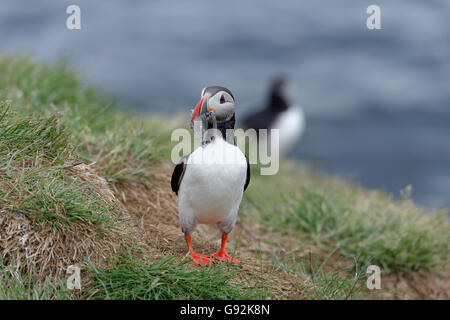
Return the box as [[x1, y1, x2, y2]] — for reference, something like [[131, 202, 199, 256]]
[[190, 252, 213, 266], [212, 251, 240, 264]]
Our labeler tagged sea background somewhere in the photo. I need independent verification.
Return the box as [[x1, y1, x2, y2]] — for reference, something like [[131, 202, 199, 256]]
[[1, 0, 449, 208]]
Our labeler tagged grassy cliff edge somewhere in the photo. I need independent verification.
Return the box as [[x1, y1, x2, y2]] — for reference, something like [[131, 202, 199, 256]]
[[0, 55, 448, 299]]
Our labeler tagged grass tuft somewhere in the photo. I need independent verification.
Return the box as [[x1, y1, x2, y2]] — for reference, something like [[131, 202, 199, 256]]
[[0, 263, 75, 300], [84, 253, 267, 300], [0, 101, 121, 230], [273, 252, 366, 300]]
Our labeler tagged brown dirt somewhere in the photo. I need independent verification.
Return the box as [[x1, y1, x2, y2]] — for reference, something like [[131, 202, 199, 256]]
[[111, 163, 450, 300], [377, 267, 450, 299]]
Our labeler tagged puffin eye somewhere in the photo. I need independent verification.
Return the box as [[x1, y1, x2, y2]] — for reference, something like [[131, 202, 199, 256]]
[[220, 95, 226, 104]]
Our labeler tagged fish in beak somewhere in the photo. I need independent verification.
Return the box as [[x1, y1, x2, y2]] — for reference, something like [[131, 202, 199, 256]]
[[191, 94, 216, 123]]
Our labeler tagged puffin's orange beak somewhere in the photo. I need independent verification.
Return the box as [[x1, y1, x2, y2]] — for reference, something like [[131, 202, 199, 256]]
[[191, 97, 205, 122]]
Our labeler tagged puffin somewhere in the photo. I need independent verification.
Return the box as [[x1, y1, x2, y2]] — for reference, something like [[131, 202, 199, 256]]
[[241, 77, 306, 155], [171, 86, 250, 265]]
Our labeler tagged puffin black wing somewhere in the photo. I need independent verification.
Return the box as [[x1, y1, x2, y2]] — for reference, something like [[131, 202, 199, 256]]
[[244, 156, 251, 192], [171, 155, 188, 196]]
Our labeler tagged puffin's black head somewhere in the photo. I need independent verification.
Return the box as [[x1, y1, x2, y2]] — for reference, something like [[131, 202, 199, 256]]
[[268, 76, 290, 112], [191, 86, 235, 124], [191, 86, 236, 141]]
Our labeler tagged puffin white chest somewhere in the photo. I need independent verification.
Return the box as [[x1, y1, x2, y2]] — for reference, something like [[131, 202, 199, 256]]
[[179, 137, 247, 224]]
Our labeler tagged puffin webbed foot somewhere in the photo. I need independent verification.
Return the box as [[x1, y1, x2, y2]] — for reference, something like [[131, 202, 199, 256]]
[[190, 252, 213, 266], [184, 234, 213, 266], [212, 251, 240, 264], [212, 233, 240, 264]]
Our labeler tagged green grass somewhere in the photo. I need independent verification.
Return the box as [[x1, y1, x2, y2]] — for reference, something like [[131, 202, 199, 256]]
[[245, 166, 449, 273], [0, 101, 121, 230], [0, 264, 75, 300], [0, 53, 174, 181], [84, 253, 267, 300], [1, 252, 267, 300], [273, 252, 366, 300]]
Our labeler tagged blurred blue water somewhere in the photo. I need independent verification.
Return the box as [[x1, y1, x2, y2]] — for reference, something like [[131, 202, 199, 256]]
[[1, 0, 449, 208]]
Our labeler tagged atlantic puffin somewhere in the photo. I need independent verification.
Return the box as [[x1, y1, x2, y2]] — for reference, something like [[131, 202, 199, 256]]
[[242, 77, 306, 155], [171, 86, 250, 265]]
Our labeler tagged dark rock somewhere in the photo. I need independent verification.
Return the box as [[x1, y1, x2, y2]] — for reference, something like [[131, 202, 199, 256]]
[[13, 211, 26, 220]]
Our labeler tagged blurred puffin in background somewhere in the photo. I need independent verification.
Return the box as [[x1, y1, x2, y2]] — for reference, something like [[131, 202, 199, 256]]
[[241, 77, 306, 155], [171, 86, 250, 266]]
